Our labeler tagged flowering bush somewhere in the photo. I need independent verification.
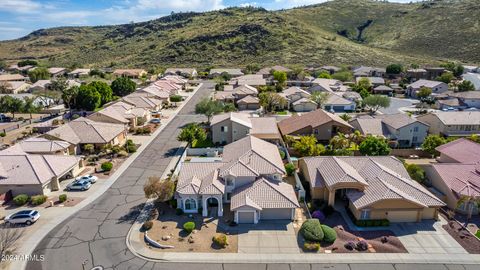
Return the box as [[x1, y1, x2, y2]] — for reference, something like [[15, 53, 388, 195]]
[[311, 210, 326, 222]]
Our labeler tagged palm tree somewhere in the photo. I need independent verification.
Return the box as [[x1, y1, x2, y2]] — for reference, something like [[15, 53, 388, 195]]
[[456, 195, 480, 225], [348, 130, 365, 149], [310, 92, 329, 109], [330, 133, 350, 150]]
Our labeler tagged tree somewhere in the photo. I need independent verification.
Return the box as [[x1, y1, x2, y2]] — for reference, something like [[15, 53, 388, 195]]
[[405, 163, 425, 183], [223, 102, 236, 112], [436, 72, 454, 84], [310, 91, 329, 109], [386, 64, 402, 74], [244, 64, 260, 74], [28, 67, 50, 83], [143, 176, 175, 202], [61, 85, 79, 111], [457, 196, 480, 223], [293, 135, 325, 157], [331, 71, 353, 82], [195, 98, 224, 123], [317, 71, 332, 79], [76, 85, 101, 111], [0, 225, 23, 260], [330, 133, 350, 150], [417, 86, 432, 99], [177, 123, 207, 145], [22, 97, 40, 119], [273, 70, 287, 86], [457, 80, 475, 92], [0, 96, 24, 119], [441, 62, 464, 77], [259, 92, 287, 113], [421, 135, 446, 156], [0, 60, 6, 70], [111, 77, 136, 97], [355, 78, 372, 91], [49, 77, 68, 93], [18, 59, 37, 67], [339, 113, 352, 122], [89, 81, 112, 105], [358, 136, 390, 156], [359, 88, 370, 99], [362, 95, 390, 114]]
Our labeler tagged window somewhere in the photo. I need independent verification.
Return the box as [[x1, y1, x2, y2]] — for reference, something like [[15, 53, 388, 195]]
[[360, 209, 371, 220], [413, 126, 419, 132], [184, 198, 196, 210], [314, 129, 319, 135], [413, 136, 418, 142], [221, 126, 228, 132], [226, 193, 232, 201], [226, 178, 234, 186]]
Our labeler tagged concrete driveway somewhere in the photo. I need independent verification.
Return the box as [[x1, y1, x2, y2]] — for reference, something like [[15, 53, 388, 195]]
[[238, 221, 300, 254], [391, 217, 467, 254], [379, 97, 419, 114]]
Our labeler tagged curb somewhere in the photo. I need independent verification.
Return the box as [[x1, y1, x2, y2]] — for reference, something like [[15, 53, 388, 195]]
[[11, 83, 203, 270]]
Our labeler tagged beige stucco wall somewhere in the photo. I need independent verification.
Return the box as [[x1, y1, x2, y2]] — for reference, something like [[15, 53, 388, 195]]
[[350, 199, 438, 222], [211, 118, 251, 144], [426, 165, 459, 210]]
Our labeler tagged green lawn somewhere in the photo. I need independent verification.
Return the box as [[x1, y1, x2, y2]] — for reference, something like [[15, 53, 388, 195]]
[[191, 138, 215, 148], [276, 110, 289, 115], [476, 230, 480, 239]]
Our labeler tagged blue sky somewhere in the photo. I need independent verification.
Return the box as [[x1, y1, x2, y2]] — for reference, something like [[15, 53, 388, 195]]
[[0, 0, 419, 41]]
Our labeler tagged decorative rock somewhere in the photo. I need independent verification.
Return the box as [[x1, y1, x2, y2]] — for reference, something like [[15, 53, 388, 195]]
[[188, 236, 195, 243], [162, 235, 171, 241], [192, 229, 198, 234], [162, 225, 168, 229]]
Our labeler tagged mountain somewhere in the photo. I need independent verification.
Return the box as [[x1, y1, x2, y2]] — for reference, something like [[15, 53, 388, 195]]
[[0, 0, 478, 68]]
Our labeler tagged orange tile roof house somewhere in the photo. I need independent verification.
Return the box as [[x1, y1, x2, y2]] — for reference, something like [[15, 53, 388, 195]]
[[278, 109, 353, 142], [299, 156, 445, 222], [427, 139, 480, 215], [175, 136, 298, 223]]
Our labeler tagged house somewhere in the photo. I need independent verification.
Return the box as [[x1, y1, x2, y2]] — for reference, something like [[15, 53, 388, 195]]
[[463, 66, 478, 73], [68, 69, 91, 78], [122, 95, 162, 111], [350, 114, 429, 147], [43, 117, 127, 154], [232, 84, 258, 100], [152, 80, 181, 95], [175, 135, 298, 223], [319, 66, 341, 75], [342, 91, 362, 103], [373, 85, 393, 95], [209, 69, 244, 78], [435, 98, 464, 110], [324, 93, 356, 112], [162, 75, 188, 88], [113, 69, 147, 79], [164, 68, 197, 78], [356, 77, 385, 87], [278, 109, 353, 141], [463, 73, 480, 91], [0, 74, 27, 82], [48, 67, 66, 78], [417, 111, 480, 136], [0, 151, 84, 196], [309, 78, 348, 93], [280, 86, 311, 105], [407, 79, 448, 98], [210, 112, 281, 144], [237, 95, 260, 111], [229, 75, 266, 86], [135, 86, 170, 102], [257, 66, 292, 78], [5, 137, 73, 155], [353, 66, 386, 78], [426, 139, 480, 215], [292, 98, 317, 112], [214, 91, 235, 103], [448, 91, 480, 109], [30, 80, 52, 91], [1, 81, 31, 93], [299, 156, 444, 222], [389, 83, 405, 94], [406, 69, 428, 81], [88, 102, 149, 128], [425, 67, 446, 80]]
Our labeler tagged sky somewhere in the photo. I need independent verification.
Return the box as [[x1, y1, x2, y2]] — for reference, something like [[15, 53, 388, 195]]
[[0, 0, 420, 41]]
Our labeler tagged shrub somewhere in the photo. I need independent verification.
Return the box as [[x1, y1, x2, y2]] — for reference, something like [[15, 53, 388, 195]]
[[59, 194, 67, 203], [300, 219, 324, 242], [183, 221, 195, 233], [101, 162, 113, 171], [118, 150, 128, 157], [212, 233, 228, 248], [30, 195, 47, 205], [0, 132, 5, 137], [311, 210, 326, 223], [170, 95, 182, 102], [356, 240, 368, 251], [285, 163, 295, 176], [126, 140, 137, 153], [321, 225, 337, 243], [303, 242, 320, 252], [13, 194, 29, 206], [279, 150, 286, 160], [344, 241, 356, 250], [143, 220, 153, 230], [175, 208, 184, 215]]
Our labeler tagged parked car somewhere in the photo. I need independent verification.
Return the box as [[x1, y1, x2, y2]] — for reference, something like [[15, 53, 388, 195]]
[[5, 210, 40, 225], [0, 113, 12, 123], [66, 180, 92, 191], [150, 118, 161, 124], [75, 174, 98, 184]]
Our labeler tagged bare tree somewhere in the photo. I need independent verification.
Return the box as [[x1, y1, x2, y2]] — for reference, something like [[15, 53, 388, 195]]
[[0, 225, 23, 260], [143, 176, 175, 202]]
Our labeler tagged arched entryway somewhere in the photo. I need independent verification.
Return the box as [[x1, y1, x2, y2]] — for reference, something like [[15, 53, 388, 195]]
[[206, 197, 219, 217]]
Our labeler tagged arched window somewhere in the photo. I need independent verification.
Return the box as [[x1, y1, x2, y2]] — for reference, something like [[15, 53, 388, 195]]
[[185, 198, 196, 210]]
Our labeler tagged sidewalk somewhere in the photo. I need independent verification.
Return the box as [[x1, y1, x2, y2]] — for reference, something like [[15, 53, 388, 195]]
[[8, 83, 203, 270]]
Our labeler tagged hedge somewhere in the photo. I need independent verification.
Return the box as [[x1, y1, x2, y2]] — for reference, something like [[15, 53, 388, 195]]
[[300, 219, 324, 242], [13, 194, 29, 206], [321, 224, 337, 243], [101, 162, 113, 171], [59, 194, 67, 203], [31, 195, 48, 205], [183, 221, 195, 233]]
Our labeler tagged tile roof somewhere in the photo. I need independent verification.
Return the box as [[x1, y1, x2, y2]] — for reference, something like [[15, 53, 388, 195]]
[[278, 109, 352, 135], [250, 117, 280, 136], [9, 137, 71, 154], [0, 74, 26, 81], [176, 162, 225, 195], [356, 77, 385, 85], [0, 152, 80, 185], [350, 118, 389, 137], [326, 93, 353, 106], [233, 84, 258, 95], [408, 79, 445, 89], [425, 111, 480, 125], [122, 95, 162, 109], [46, 117, 126, 145], [436, 138, 480, 163], [302, 156, 445, 209], [449, 91, 480, 99], [231, 178, 299, 210], [113, 69, 146, 77], [211, 112, 252, 128], [210, 69, 244, 76], [462, 73, 480, 90], [292, 97, 316, 106], [214, 91, 235, 101], [282, 86, 311, 98], [431, 163, 480, 198], [237, 95, 259, 104], [136, 86, 170, 99], [48, 67, 66, 74], [230, 75, 266, 86]]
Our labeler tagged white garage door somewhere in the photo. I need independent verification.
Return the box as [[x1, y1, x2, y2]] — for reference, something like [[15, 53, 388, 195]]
[[261, 208, 292, 220], [388, 211, 417, 223], [238, 211, 255, 224]]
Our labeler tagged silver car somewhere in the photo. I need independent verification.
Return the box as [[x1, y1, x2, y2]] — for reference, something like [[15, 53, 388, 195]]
[[75, 174, 98, 184], [66, 180, 92, 191], [5, 210, 40, 225]]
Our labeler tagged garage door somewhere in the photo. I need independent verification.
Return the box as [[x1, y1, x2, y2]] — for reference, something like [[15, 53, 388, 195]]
[[238, 211, 255, 224], [261, 208, 292, 220], [388, 211, 417, 223]]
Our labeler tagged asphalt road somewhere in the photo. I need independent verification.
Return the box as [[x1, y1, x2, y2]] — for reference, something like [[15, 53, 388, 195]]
[[26, 82, 478, 270], [379, 97, 419, 115]]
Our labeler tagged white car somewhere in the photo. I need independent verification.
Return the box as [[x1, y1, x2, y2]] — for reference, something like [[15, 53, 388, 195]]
[[66, 180, 92, 191], [75, 174, 98, 184], [5, 210, 40, 225]]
